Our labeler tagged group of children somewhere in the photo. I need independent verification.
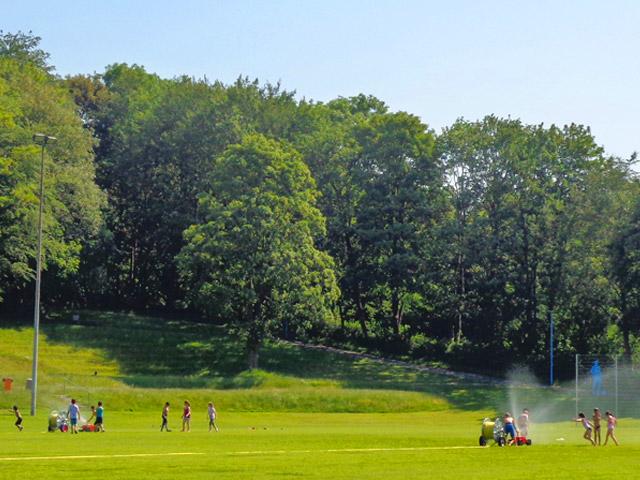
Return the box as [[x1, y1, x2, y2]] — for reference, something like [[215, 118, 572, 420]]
[[502, 407, 619, 447], [7, 399, 219, 434], [66, 398, 105, 433], [502, 409, 530, 445], [161, 400, 219, 433], [6, 399, 105, 433], [575, 408, 619, 446], [5, 401, 620, 447]]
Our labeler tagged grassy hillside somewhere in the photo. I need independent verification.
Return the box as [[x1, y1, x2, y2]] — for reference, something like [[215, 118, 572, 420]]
[[1, 311, 592, 418], [1, 311, 490, 414]]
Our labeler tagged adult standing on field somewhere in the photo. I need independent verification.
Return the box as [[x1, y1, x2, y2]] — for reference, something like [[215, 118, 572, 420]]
[[67, 399, 80, 434]]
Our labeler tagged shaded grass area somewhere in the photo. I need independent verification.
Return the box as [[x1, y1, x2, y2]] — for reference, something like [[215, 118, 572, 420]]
[[38, 311, 503, 410], [0, 412, 638, 480], [42, 311, 247, 378], [0, 313, 447, 413], [0, 310, 580, 415]]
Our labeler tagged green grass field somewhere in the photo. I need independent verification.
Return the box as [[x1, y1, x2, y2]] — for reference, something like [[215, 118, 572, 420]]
[[1, 311, 638, 479], [0, 412, 638, 479]]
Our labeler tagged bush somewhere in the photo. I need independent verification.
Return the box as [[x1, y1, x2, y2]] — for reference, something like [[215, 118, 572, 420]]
[[409, 334, 444, 359]]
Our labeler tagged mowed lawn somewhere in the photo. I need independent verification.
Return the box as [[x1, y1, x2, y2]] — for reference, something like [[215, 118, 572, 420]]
[[0, 411, 638, 479]]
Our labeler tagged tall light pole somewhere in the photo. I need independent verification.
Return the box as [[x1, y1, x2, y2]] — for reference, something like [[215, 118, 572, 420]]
[[31, 133, 56, 416]]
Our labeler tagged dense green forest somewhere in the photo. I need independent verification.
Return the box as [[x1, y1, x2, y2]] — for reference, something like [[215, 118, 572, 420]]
[[2, 31, 640, 374]]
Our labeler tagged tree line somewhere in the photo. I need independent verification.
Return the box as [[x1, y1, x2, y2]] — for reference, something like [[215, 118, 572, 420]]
[[2, 32, 639, 373]]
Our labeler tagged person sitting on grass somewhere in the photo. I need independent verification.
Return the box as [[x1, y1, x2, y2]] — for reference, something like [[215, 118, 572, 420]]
[[182, 400, 191, 432], [12, 405, 23, 431], [95, 401, 105, 432], [604, 411, 619, 446], [67, 399, 80, 434], [503, 412, 519, 445], [575, 412, 595, 446]]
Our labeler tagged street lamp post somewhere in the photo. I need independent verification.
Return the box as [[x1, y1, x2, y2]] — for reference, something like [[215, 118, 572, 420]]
[[31, 133, 56, 416]]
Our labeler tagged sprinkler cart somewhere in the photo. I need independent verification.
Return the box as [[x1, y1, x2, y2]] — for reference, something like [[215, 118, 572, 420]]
[[479, 417, 532, 447]]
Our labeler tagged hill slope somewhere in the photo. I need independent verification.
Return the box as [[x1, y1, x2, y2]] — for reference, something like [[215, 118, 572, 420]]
[[0, 311, 501, 413]]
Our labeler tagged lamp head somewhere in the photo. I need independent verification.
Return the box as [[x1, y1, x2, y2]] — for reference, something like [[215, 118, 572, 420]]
[[33, 133, 57, 144]]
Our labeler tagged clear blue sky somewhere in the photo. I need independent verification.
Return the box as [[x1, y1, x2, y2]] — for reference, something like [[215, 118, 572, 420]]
[[4, 0, 640, 157]]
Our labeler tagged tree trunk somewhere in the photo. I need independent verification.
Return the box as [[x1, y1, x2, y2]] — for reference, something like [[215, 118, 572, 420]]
[[620, 294, 632, 362], [246, 325, 262, 370], [351, 269, 369, 338], [247, 291, 264, 370], [457, 251, 465, 342], [391, 289, 401, 337], [355, 294, 369, 339], [248, 345, 260, 370]]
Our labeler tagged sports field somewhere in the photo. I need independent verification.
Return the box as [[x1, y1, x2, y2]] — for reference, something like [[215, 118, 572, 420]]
[[1, 412, 638, 479], [1, 313, 638, 479]]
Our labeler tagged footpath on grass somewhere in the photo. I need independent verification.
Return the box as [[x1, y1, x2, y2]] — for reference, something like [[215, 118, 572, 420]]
[[283, 340, 506, 386]]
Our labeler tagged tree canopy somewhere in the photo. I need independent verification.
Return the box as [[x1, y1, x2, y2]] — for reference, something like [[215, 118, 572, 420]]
[[2, 31, 640, 374]]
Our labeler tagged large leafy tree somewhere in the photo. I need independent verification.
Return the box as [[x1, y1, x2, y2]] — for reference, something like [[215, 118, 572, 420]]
[[0, 34, 103, 306], [77, 68, 308, 309], [178, 134, 339, 368], [437, 117, 632, 367], [0, 30, 51, 72], [353, 111, 441, 338], [610, 181, 640, 360], [295, 97, 443, 342]]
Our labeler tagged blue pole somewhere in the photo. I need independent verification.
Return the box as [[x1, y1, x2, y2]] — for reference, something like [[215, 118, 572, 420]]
[[549, 311, 554, 386]]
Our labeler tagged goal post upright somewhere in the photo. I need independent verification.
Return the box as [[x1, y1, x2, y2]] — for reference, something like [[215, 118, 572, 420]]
[[615, 356, 619, 415], [575, 353, 579, 418]]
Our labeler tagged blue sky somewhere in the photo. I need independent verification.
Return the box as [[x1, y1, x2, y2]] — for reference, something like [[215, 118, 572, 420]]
[[4, 0, 639, 157]]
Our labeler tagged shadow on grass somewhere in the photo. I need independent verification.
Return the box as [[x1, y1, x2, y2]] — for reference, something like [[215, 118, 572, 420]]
[[42, 311, 247, 379], [260, 342, 505, 411], [39, 310, 503, 411]]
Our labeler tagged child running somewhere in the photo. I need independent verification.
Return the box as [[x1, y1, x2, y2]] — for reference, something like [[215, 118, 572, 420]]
[[604, 411, 619, 446], [592, 408, 602, 445], [575, 412, 596, 445], [160, 402, 171, 432], [182, 400, 191, 432], [96, 401, 105, 432], [208, 401, 219, 432], [12, 405, 23, 431], [68, 399, 80, 434]]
